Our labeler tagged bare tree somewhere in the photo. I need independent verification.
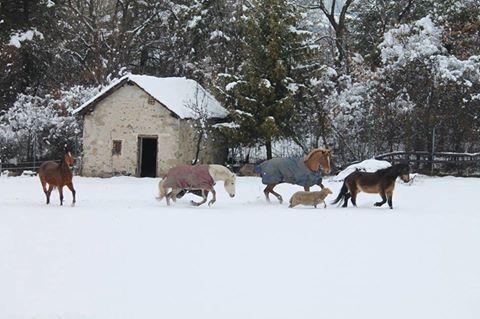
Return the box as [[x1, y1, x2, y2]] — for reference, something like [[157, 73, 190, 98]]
[[186, 85, 214, 165], [304, 0, 355, 74]]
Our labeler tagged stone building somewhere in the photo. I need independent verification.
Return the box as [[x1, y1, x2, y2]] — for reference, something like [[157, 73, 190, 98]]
[[73, 74, 228, 177]]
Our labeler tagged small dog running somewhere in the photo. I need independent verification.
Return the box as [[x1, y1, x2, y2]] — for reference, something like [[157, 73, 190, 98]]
[[289, 187, 333, 208]]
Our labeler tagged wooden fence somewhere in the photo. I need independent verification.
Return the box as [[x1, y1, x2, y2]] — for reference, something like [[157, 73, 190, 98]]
[[0, 160, 60, 176], [374, 151, 480, 176]]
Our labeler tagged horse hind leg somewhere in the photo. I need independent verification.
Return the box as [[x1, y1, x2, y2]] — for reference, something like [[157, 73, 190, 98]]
[[342, 192, 350, 207], [264, 184, 283, 204], [45, 184, 54, 205], [350, 190, 358, 207], [40, 177, 49, 204], [344, 181, 358, 207], [167, 188, 181, 206]]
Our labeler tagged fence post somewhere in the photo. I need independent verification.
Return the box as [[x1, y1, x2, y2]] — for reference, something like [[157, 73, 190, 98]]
[[431, 126, 436, 175]]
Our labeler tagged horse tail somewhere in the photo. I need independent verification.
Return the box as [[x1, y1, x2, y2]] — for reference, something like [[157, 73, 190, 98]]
[[156, 177, 167, 200], [331, 182, 348, 205]]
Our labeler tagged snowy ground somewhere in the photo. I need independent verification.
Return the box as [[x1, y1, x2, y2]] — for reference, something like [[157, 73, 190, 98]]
[[1, 174, 479, 319]]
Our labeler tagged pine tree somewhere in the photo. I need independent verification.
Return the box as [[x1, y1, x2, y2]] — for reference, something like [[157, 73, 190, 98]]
[[221, 0, 316, 159]]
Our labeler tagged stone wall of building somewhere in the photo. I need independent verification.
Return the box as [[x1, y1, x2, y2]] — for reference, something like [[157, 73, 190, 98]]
[[177, 121, 227, 166], [81, 83, 226, 177]]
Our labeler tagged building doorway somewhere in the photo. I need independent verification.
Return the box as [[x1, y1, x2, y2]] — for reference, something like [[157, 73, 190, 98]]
[[138, 136, 157, 177]]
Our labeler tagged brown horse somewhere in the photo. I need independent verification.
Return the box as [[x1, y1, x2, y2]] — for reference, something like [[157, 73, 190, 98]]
[[256, 148, 332, 203], [331, 163, 410, 209], [38, 150, 76, 206]]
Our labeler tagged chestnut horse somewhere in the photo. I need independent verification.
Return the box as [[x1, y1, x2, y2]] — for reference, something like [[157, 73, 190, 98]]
[[38, 151, 76, 206], [256, 148, 332, 203], [331, 163, 410, 209]]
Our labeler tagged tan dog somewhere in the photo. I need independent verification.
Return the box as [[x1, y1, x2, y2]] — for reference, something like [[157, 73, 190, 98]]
[[289, 187, 333, 208]]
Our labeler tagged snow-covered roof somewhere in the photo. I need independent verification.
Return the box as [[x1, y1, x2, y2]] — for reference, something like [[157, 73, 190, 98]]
[[73, 74, 228, 119]]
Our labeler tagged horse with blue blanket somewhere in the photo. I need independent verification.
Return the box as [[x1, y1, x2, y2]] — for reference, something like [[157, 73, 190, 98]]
[[256, 148, 332, 203]]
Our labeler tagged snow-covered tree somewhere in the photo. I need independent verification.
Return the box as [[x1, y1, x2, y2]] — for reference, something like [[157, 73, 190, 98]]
[[0, 85, 98, 163], [220, 0, 317, 159]]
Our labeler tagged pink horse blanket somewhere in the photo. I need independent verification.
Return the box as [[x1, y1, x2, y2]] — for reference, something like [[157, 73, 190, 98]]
[[163, 165, 214, 189]]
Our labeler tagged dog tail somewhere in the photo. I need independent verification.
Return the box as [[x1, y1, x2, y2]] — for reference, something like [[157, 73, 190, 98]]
[[331, 182, 348, 205]]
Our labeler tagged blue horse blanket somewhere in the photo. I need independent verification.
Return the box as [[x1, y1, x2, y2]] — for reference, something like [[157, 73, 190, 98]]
[[256, 157, 323, 187]]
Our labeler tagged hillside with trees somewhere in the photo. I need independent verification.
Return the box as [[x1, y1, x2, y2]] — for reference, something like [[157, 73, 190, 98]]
[[1, 0, 479, 166]]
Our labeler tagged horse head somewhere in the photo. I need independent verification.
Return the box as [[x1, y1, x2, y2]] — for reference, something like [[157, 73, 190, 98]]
[[64, 150, 75, 167], [396, 163, 411, 183], [223, 173, 236, 197], [304, 148, 331, 174]]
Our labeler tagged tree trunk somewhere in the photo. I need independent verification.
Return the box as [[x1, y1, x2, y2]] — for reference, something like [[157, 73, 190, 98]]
[[265, 140, 273, 160], [192, 132, 203, 165]]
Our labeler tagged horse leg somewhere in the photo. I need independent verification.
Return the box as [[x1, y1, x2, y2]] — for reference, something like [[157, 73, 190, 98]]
[[167, 189, 181, 205], [191, 190, 208, 206], [46, 184, 53, 205], [316, 181, 325, 189], [165, 188, 178, 203], [375, 191, 387, 207], [166, 191, 173, 202], [59, 185, 64, 206], [40, 178, 49, 204], [170, 190, 178, 203], [387, 191, 393, 209], [66, 182, 76, 206], [165, 189, 173, 206], [350, 190, 358, 207], [263, 185, 272, 202], [342, 193, 350, 207], [176, 189, 187, 199], [208, 189, 217, 206], [264, 183, 283, 203]]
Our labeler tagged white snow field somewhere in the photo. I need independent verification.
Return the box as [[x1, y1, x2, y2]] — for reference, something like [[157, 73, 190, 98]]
[[1, 174, 479, 319]]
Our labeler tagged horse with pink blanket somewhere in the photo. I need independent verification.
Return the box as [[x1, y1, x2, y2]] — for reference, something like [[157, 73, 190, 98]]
[[157, 164, 236, 206]]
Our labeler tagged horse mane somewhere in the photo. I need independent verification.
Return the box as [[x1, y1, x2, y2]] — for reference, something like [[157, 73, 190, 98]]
[[376, 163, 407, 177], [208, 164, 235, 181]]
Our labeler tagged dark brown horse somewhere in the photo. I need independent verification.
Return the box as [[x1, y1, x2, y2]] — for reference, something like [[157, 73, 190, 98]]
[[38, 150, 76, 206], [256, 148, 332, 203], [331, 163, 410, 209]]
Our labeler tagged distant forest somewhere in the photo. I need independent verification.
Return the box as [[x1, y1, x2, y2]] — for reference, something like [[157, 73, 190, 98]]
[[1, 0, 479, 165]]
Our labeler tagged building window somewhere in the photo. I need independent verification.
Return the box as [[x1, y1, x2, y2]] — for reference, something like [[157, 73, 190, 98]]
[[112, 140, 122, 155], [147, 96, 156, 105]]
